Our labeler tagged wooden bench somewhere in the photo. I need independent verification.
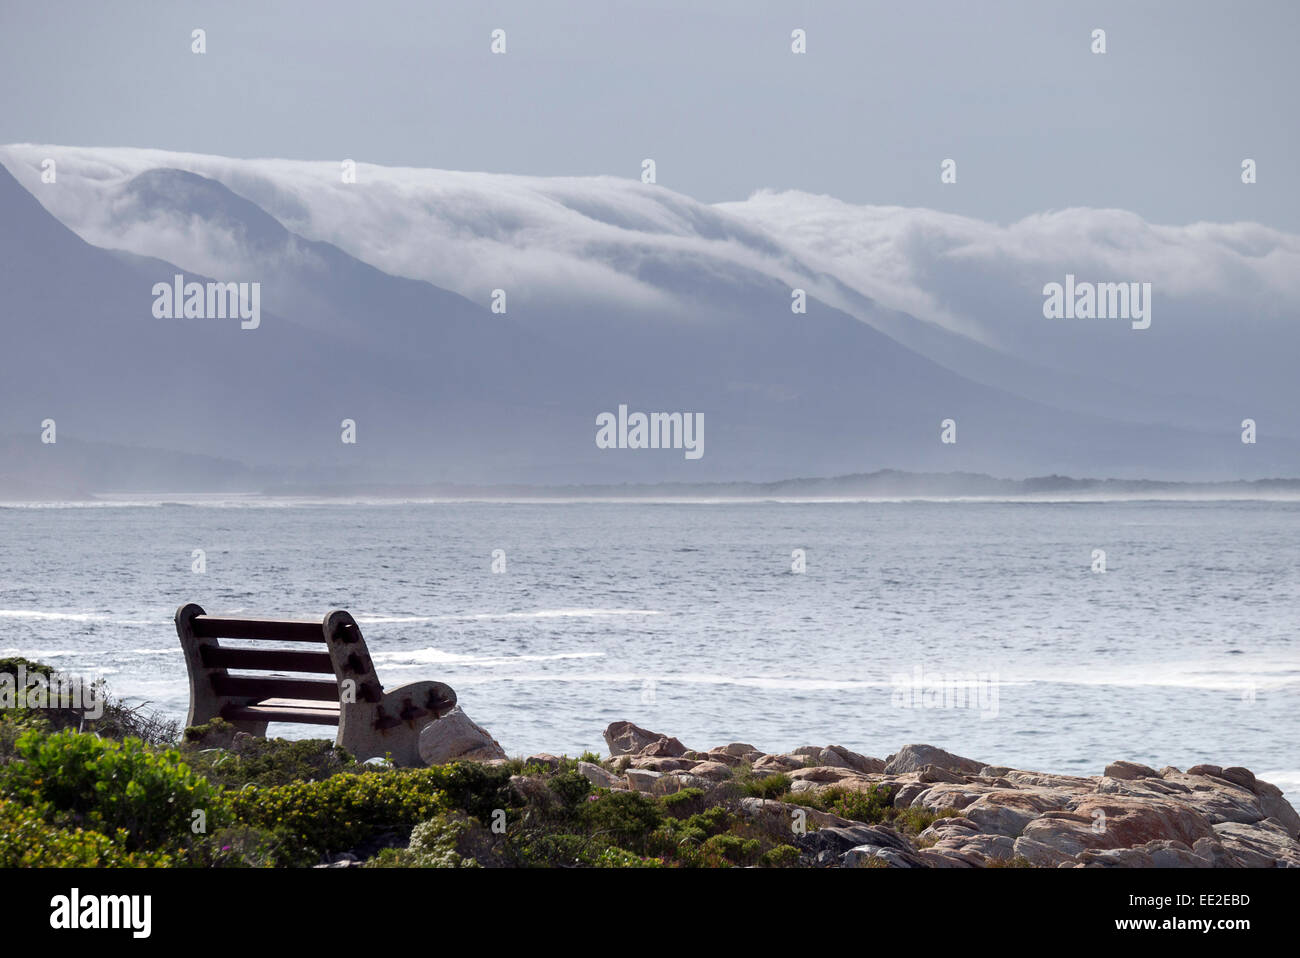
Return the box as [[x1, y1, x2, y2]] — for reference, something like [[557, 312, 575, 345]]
[[175, 602, 456, 766]]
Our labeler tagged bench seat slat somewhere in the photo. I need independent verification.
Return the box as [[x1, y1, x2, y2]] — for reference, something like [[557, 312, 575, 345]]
[[200, 645, 335, 673], [192, 616, 326, 643], [211, 675, 341, 702], [222, 701, 341, 726]]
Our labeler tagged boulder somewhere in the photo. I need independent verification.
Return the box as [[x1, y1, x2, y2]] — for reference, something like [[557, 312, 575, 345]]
[[417, 707, 507, 765], [1253, 780, 1300, 837], [1019, 795, 1215, 858], [1220, 767, 1258, 790], [638, 736, 689, 758], [788, 765, 877, 786], [820, 745, 886, 774], [999, 770, 1096, 793], [752, 753, 811, 773], [916, 848, 981, 868], [844, 845, 924, 868], [716, 742, 761, 759], [803, 823, 913, 858], [685, 761, 733, 782], [1212, 819, 1300, 867], [603, 721, 665, 756], [523, 753, 561, 771], [628, 755, 694, 772], [884, 744, 985, 776], [908, 782, 997, 812], [739, 797, 855, 834], [929, 831, 1017, 864], [625, 768, 662, 792], [962, 789, 1070, 837], [1012, 836, 1075, 867], [915, 764, 968, 785], [916, 815, 979, 842], [704, 750, 746, 767], [576, 761, 624, 789], [1075, 839, 1210, 868], [1103, 760, 1161, 781]]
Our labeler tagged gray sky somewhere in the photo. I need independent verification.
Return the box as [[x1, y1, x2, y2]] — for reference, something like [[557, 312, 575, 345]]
[[1, 0, 1296, 230]]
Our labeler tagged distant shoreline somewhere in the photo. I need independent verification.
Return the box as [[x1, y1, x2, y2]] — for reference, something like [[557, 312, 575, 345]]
[[7, 469, 1300, 506]]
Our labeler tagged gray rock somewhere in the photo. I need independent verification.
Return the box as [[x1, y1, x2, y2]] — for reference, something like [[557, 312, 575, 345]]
[[1104, 760, 1161, 781], [1213, 819, 1300, 867], [884, 744, 985, 776], [843, 845, 925, 868], [603, 721, 665, 756], [685, 761, 733, 782], [576, 760, 623, 789], [752, 752, 811, 773], [1013, 836, 1075, 867], [1075, 839, 1211, 868], [625, 768, 662, 792], [417, 706, 507, 765]]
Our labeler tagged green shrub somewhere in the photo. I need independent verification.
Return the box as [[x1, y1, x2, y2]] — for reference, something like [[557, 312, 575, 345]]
[[420, 760, 516, 821], [368, 811, 484, 868], [893, 805, 957, 835], [660, 786, 707, 817], [203, 824, 284, 868], [760, 843, 801, 867], [741, 773, 791, 799], [0, 728, 217, 853], [824, 784, 893, 823], [548, 769, 592, 808], [701, 833, 761, 866], [226, 769, 448, 865], [578, 790, 664, 854], [186, 734, 356, 789], [1, 658, 179, 745], [0, 799, 171, 867], [592, 846, 664, 868], [986, 854, 1034, 868]]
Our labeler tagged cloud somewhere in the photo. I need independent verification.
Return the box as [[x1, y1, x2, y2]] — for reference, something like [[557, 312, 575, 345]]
[[4, 144, 1298, 428], [0, 145, 816, 319], [719, 189, 1300, 346]]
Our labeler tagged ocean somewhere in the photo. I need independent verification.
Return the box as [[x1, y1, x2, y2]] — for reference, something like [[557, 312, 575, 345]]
[[2, 497, 1296, 797]]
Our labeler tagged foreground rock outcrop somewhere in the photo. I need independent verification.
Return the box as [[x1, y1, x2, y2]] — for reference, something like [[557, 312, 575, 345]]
[[554, 723, 1300, 868]]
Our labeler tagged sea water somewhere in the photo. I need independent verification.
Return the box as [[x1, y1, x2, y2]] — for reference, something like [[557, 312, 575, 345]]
[[1, 497, 1296, 796]]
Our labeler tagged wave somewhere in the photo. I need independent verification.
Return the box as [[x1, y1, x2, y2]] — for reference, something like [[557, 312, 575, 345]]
[[356, 609, 663, 624], [372, 649, 606, 667]]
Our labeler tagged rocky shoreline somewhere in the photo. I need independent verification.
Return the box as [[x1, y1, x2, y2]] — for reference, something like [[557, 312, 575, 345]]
[[489, 721, 1300, 868]]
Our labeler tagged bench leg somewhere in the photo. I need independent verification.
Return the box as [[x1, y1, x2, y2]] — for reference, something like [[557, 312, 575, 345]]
[[338, 680, 457, 767], [338, 722, 423, 767], [224, 718, 269, 738]]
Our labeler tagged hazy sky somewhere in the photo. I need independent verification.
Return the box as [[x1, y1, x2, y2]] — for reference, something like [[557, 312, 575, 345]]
[[1, 0, 1296, 229]]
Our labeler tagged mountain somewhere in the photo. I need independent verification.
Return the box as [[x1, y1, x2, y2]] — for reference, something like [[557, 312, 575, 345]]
[[1, 146, 1297, 490]]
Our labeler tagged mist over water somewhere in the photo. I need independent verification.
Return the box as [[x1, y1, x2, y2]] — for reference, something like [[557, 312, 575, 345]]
[[1, 498, 1296, 796]]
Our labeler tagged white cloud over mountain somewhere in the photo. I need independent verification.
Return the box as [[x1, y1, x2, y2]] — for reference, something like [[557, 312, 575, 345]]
[[721, 189, 1300, 346], [2, 143, 1298, 484]]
